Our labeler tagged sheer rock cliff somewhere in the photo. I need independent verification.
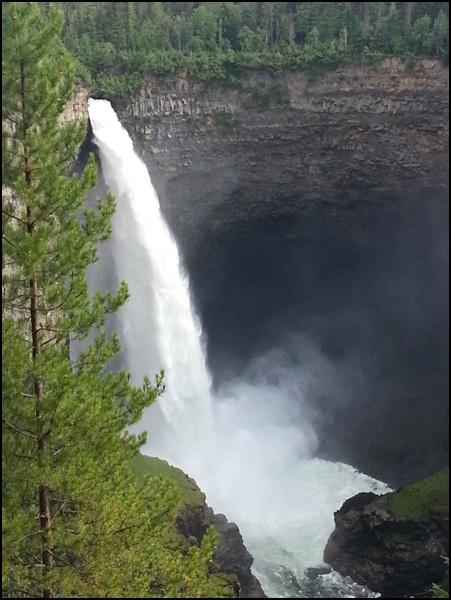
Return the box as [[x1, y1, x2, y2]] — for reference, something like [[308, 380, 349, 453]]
[[116, 58, 448, 245]]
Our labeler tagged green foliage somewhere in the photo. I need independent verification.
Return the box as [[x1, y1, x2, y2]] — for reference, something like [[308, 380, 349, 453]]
[[244, 85, 288, 110], [433, 9, 450, 63], [431, 557, 450, 598], [54, 2, 450, 103], [432, 583, 450, 598], [379, 3, 404, 54], [2, 2, 233, 597], [212, 110, 240, 131], [409, 15, 434, 55], [380, 468, 449, 522], [129, 454, 237, 597]]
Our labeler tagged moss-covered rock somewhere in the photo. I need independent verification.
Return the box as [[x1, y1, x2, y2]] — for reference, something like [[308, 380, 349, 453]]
[[323, 468, 449, 598], [381, 468, 449, 523]]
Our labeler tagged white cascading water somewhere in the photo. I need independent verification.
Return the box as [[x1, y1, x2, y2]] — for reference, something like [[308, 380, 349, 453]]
[[88, 99, 391, 598], [87, 98, 213, 454]]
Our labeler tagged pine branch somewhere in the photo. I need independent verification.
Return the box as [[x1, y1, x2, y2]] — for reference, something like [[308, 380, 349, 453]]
[[3, 418, 38, 439]]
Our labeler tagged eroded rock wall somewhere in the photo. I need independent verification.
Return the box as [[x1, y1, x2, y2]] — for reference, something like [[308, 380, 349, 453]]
[[117, 58, 449, 243]]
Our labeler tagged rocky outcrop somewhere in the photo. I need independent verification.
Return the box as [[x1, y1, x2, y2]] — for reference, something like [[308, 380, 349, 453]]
[[158, 464, 267, 598], [175, 483, 267, 598], [323, 469, 449, 598], [61, 82, 89, 123], [176, 501, 267, 598], [210, 513, 267, 599]]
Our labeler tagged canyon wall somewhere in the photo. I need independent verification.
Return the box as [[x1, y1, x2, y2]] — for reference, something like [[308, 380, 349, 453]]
[[118, 58, 448, 242]]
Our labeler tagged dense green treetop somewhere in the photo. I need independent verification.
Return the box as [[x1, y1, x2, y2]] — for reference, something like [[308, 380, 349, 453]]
[[54, 2, 449, 100]]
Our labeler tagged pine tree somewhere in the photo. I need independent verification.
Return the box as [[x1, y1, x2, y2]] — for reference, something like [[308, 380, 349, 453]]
[[432, 9, 449, 61], [2, 3, 233, 598]]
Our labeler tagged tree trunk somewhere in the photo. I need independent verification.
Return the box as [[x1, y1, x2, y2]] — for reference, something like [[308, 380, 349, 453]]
[[20, 56, 55, 600], [361, 2, 370, 26], [288, 7, 295, 45], [376, 3, 383, 32], [29, 207, 55, 600], [404, 1, 412, 36], [136, 2, 146, 18], [219, 16, 223, 47], [268, 2, 274, 47]]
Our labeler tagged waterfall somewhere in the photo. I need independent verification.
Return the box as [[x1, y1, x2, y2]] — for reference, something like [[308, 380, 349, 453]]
[[88, 99, 390, 599], [88, 99, 213, 453]]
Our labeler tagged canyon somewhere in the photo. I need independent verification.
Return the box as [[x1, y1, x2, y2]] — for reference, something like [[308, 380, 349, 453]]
[[77, 57, 448, 489]]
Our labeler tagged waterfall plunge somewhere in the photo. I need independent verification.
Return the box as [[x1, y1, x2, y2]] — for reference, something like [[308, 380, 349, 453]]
[[88, 99, 390, 598], [87, 98, 213, 455]]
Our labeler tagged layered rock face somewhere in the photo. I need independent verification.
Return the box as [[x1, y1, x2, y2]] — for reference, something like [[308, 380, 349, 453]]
[[119, 58, 448, 242]]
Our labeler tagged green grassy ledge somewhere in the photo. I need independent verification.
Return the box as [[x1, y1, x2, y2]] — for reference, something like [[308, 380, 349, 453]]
[[130, 452, 206, 512], [380, 468, 449, 522]]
